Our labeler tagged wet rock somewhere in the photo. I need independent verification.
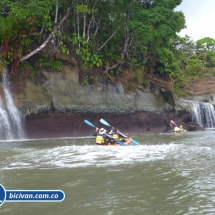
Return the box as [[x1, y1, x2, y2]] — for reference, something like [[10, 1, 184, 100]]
[[187, 122, 205, 131], [23, 112, 174, 139]]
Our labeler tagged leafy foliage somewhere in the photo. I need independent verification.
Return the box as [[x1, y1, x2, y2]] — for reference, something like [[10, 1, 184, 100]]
[[37, 59, 63, 71], [0, 13, 39, 74], [72, 34, 102, 68], [172, 36, 215, 96], [0, 0, 215, 97]]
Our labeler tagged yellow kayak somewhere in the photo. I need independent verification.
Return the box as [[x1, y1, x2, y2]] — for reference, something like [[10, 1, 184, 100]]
[[174, 127, 187, 133]]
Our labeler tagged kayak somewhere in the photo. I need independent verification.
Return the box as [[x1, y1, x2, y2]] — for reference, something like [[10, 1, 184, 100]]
[[174, 127, 187, 133], [84, 119, 140, 146], [173, 130, 187, 133], [95, 144, 121, 147], [95, 140, 138, 146]]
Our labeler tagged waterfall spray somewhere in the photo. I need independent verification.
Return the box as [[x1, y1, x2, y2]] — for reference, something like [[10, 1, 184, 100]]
[[0, 69, 25, 140], [191, 102, 215, 128]]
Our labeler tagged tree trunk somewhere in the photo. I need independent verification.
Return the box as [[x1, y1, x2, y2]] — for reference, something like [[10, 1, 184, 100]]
[[87, 0, 99, 42], [83, 12, 86, 39], [54, 0, 59, 25], [77, 11, 80, 49]]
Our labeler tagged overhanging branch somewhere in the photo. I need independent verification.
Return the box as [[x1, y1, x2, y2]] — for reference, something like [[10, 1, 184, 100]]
[[20, 0, 77, 62]]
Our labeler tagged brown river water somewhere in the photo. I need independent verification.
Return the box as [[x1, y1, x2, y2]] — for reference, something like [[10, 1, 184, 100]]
[[1, 130, 215, 215]]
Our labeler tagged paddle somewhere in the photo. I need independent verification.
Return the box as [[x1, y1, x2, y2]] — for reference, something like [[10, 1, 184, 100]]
[[106, 134, 125, 146], [170, 120, 187, 132], [100, 118, 140, 145], [170, 120, 177, 127], [84, 120, 125, 146], [84, 119, 96, 128]]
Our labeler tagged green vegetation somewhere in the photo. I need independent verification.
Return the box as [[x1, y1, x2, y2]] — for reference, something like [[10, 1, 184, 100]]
[[0, 0, 215, 96], [173, 36, 215, 95]]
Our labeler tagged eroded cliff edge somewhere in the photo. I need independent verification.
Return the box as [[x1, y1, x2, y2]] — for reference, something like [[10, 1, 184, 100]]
[[3, 66, 213, 138]]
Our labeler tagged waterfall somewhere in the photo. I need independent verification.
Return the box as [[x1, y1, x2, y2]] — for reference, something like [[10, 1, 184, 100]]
[[191, 102, 215, 128], [0, 70, 25, 140]]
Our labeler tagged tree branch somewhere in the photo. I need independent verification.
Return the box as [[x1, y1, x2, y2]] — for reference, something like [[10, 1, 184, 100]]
[[97, 26, 120, 53], [103, 62, 121, 74], [20, 0, 77, 62]]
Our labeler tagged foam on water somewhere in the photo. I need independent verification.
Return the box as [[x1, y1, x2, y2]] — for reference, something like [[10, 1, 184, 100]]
[[0, 143, 211, 170], [0, 136, 94, 143]]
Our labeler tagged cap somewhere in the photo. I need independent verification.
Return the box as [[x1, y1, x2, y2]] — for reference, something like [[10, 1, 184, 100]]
[[99, 128, 106, 134]]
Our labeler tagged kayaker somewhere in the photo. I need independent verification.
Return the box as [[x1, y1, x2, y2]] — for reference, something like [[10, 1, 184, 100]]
[[109, 127, 132, 145], [93, 127, 117, 145], [109, 127, 126, 139], [174, 126, 182, 133], [171, 120, 186, 133], [174, 125, 185, 133]]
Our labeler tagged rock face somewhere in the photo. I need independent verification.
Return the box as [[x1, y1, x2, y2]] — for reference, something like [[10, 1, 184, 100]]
[[12, 66, 175, 116], [175, 77, 215, 113], [1, 66, 213, 138]]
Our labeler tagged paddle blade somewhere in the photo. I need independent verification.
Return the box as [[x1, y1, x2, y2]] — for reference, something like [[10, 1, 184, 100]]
[[100, 119, 111, 127], [170, 120, 177, 126], [131, 139, 139, 146], [116, 140, 126, 146], [84, 120, 95, 127]]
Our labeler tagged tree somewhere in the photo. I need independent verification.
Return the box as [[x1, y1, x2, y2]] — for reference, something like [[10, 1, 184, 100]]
[[0, 0, 77, 74], [197, 37, 215, 51], [127, 0, 185, 75], [0, 0, 187, 83], [20, 0, 77, 62], [0, 14, 38, 74]]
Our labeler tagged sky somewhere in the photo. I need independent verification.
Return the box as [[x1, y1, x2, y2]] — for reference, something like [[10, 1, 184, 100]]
[[175, 0, 215, 41]]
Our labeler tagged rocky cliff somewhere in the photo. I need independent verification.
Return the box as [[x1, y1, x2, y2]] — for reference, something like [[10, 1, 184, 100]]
[[11, 65, 175, 115], [1, 66, 212, 138], [175, 77, 215, 113]]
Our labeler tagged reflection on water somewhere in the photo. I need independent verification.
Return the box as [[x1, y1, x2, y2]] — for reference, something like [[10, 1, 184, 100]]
[[1, 130, 215, 215]]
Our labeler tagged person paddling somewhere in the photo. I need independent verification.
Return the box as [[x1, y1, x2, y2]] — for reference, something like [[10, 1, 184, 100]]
[[174, 126, 182, 133], [93, 127, 117, 146], [171, 120, 186, 133], [109, 127, 132, 145], [109, 127, 125, 139]]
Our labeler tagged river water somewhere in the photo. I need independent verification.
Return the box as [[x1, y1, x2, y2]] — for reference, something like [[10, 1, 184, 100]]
[[1, 130, 215, 215]]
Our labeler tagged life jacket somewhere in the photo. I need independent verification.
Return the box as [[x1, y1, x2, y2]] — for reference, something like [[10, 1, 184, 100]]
[[174, 127, 182, 133], [112, 133, 119, 139], [96, 135, 105, 145]]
